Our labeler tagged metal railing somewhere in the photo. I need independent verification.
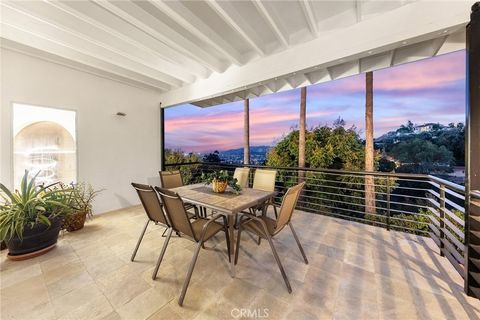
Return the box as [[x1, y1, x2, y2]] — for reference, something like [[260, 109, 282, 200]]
[[165, 161, 473, 278]]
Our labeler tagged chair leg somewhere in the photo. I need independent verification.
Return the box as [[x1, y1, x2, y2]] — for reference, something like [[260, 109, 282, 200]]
[[289, 223, 308, 264], [266, 234, 292, 293], [152, 228, 173, 280], [131, 219, 150, 262], [193, 205, 199, 219], [178, 240, 203, 306], [273, 205, 278, 219], [223, 218, 231, 262], [235, 225, 243, 265]]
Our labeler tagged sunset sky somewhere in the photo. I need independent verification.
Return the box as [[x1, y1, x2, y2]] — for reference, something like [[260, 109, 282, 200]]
[[165, 50, 466, 153]]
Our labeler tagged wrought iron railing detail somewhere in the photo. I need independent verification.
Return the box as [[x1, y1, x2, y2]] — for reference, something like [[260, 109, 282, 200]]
[[165, 161, 475, 278]]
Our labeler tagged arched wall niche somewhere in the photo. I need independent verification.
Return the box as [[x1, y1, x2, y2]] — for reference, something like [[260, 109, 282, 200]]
[[14, 120, 76, 186]]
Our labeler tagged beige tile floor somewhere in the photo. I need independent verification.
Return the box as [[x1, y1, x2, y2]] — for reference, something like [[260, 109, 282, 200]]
[[1, 206, 480, 320]]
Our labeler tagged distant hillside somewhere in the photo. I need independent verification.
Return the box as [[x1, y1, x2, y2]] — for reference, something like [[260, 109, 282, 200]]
[[218, 145, 271, 156]]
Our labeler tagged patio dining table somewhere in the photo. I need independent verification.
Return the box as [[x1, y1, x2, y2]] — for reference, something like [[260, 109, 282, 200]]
[[170, 183, 276, 277]]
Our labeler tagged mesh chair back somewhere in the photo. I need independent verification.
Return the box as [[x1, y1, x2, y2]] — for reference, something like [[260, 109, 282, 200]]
[[159, 170, 183, 188], [276, 182, 305, 230], [233, 168, 250, 189], [252, 169, 277, 192], [131, 183, 168, 226], [155, 187, 196, 240]]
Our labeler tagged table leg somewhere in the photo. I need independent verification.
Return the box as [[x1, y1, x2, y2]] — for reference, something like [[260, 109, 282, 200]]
[[228, 214, 236, 277]]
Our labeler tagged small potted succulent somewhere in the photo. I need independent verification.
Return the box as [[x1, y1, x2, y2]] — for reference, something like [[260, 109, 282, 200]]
[[0, 171, 75, 259], [201, 170, 242, 194], [62, 183, 102, 232]]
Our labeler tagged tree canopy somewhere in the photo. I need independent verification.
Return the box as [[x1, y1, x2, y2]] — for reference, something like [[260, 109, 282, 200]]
[[390, 138, 454, 165], [165, 149, 199, 164], [267, 120, 373, 170]]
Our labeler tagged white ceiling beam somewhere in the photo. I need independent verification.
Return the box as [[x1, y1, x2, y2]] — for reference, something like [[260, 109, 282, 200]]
[[360, 51, 393, 73], [4, 1, 196, 84], [1, 3, 183, 87], [49, 0, 210, 78], [299, 0, 318, 37], [355, 0, 362, 23], [431, 36, 448, 57], [305, 68, 330, 85], [285, 73, 309, 88], [251, 0, 289, 48], [150, 0, 244, 66], [437, 28, 465, 55], [93, 0, 226, 73], [159, 1, 470, 107], [0, 24, 170, 91], [205, 0, 265, 57], [328, 60, 359, 79]]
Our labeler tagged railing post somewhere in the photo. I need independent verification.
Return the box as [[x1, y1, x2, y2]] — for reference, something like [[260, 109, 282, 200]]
[[439, 183, 446, 256], [160, 105, 165, 172], [386, 177, 390, 231]]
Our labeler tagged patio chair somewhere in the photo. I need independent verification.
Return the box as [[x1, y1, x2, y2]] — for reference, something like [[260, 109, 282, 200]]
[[251, 169, 278, 218], [233, 167, 250, 189], [159, 170, 201, 217], [155, 187, 231, 306], [130, 183, 170, 267], [235, 182, 308, 294]]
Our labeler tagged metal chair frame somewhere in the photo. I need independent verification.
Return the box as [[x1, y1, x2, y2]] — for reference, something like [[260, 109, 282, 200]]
[[130, 183, 172, 278], [235, 183, 308, 293], [159, 170, 203, 218], [155, 187, 231, 306]]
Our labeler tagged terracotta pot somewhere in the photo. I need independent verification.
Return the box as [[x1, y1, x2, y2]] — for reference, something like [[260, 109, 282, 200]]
[[62, 210, 88, 232], [6, 217, 62, 257], [212, 179, 228, 193]]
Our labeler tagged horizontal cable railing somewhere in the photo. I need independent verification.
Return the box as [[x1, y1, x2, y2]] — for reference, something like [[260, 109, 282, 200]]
[[165, 161, 467, 278]]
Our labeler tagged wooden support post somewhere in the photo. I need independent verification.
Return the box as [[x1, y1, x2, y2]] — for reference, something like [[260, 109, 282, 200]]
[[299, 87, 306, 183], [244, 99, 250, 165], [365, 72, 376, 216]]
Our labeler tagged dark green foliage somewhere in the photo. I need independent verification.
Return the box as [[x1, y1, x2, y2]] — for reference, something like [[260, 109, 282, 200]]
[[390, 138, 454, 166], [165, 149, 201, 184], [0, 171, 75, 240], [203, 151, 222, 163], [378, 157, 396, 172]]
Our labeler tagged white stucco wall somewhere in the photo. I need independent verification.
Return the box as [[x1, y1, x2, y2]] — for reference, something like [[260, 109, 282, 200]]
[[1, 48, 162, 213]]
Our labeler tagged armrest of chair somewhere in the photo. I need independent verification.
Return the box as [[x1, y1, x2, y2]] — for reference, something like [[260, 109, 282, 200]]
[[237, 212, 270, 232], [198, 213, 226, 241]]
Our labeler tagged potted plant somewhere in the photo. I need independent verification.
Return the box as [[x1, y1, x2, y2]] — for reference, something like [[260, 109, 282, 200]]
[[62, 183, 102, 232], [0, 171, 74, 259], [201, 170, 242, 194]]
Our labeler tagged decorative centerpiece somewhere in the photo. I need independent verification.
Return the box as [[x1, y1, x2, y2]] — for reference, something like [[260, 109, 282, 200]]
[[0, 171, 75, 260], [201, 170, 242, 194], [62, 182, 102, 232]]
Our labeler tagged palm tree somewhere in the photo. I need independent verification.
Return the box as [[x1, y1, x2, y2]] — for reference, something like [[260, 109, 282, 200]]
[[299, 87, 306, 182], [244, 99, 250, 165], [365, 72, 376, 215]]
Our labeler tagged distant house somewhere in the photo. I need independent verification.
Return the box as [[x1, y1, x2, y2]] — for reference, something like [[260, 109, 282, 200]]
[[414, 123, 440, 133]]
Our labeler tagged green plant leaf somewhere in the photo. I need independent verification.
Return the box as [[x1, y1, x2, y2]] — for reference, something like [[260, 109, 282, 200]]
[[37, 214, 51, 226]]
